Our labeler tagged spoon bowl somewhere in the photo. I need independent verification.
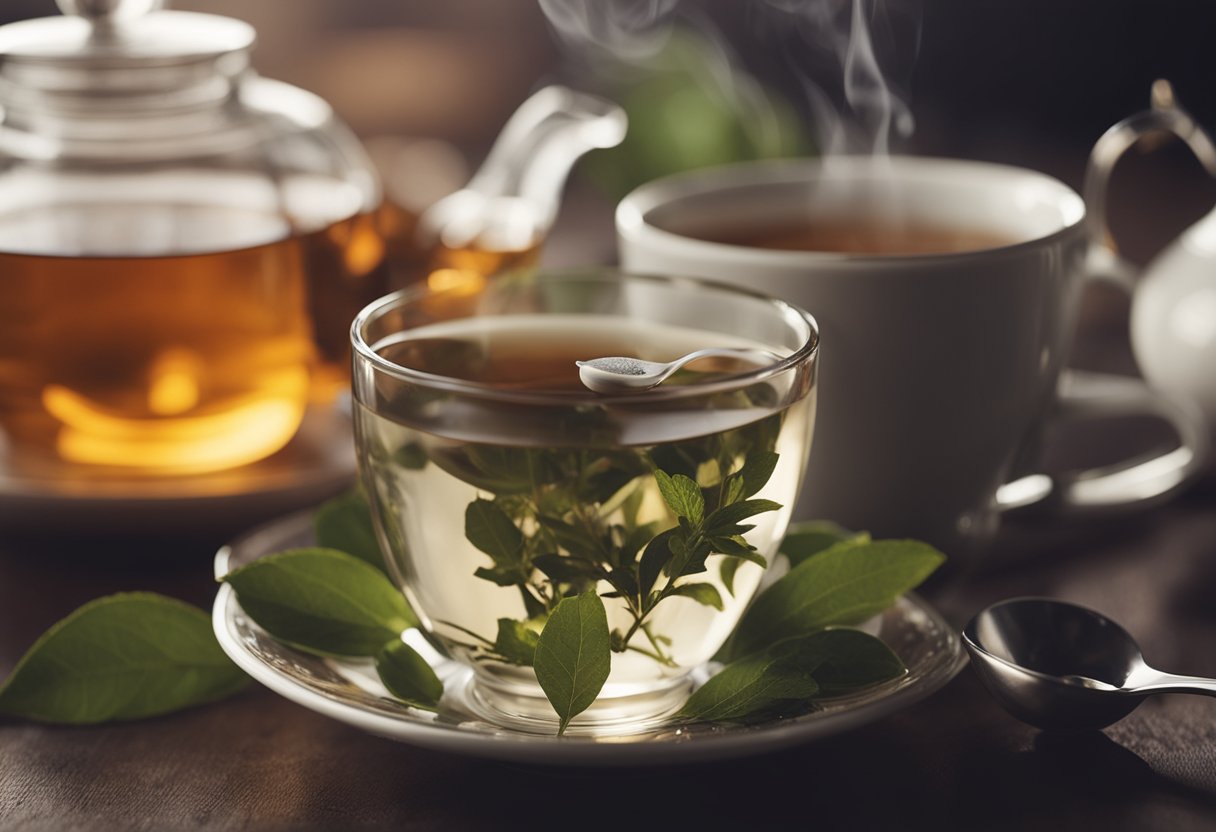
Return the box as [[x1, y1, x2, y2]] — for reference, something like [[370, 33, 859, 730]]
[[962, 597, 1216, 731], [576, 348, 779, 394]]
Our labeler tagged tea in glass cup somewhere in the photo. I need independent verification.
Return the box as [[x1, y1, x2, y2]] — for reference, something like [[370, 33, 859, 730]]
[[352, 269, 819, 733]]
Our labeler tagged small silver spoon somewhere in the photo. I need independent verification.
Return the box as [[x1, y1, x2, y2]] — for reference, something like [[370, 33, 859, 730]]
[[963, 597, 1216, 730], [575, 348, 780, 394]]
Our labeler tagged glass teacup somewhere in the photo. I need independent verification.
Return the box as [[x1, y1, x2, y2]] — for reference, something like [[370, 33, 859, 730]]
[[351, 269, 819, 734]]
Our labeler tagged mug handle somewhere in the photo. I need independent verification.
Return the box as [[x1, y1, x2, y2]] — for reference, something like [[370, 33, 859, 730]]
[[996, 80, 1214, 515]]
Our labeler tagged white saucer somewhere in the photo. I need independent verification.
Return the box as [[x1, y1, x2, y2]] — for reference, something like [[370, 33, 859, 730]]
[[212, 512, 967, 766], [0, 406, 355, 534]]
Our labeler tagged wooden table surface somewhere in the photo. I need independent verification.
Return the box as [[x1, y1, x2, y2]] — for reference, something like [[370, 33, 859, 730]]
[[4, 176, 1216, 831]]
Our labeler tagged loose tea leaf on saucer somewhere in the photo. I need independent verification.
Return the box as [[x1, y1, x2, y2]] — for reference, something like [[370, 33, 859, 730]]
[[0, 593, 249, 724], [681, 628, 905, 723], [779, 520, 870, 568], [721, 539, 944, 662], [314, 490, 386, 572], [376, 639, 443, 710], [534, 590, 611, 734], [222, 547, 417, 657], [766, 627, 906, 696], [679, 648, 820, 722]]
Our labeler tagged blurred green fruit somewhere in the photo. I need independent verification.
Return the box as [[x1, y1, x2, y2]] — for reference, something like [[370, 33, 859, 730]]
[[581, 28, 810, 199]]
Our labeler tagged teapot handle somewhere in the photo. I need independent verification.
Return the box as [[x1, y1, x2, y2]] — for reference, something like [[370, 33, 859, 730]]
[[1081, 79, 1216, 287]]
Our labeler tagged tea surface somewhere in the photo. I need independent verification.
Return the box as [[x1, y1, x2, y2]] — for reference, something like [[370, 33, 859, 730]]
[[697, 220, 1014, 255]]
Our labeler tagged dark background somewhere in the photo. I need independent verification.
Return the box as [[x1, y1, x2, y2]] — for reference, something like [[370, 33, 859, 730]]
[[5, 1, 1215, 182]]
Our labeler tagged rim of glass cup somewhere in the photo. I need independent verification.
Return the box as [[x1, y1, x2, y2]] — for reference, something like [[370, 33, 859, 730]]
[[350, 269, 819, 406]]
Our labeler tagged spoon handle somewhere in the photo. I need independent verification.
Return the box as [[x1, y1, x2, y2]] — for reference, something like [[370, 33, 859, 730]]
[[670, 348, 781, 371], [1135, 671, 1216, 697]]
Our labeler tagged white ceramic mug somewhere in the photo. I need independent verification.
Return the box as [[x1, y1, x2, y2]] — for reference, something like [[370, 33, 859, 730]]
[[617, 156, 1209, 554]]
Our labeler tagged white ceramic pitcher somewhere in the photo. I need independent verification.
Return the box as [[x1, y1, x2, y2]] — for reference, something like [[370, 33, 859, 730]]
[[1085, 80, 1216, 433]]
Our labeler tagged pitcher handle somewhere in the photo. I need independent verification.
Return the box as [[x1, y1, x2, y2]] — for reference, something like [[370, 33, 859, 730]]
[[996, 81, 1215, 515], [1082, 79, 1216, 289]]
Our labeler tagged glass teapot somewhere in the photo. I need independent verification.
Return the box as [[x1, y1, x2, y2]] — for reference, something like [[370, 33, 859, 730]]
[[0, 0, 384, 476]]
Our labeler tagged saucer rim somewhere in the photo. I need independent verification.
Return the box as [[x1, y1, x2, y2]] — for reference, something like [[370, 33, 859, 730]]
[[212, 511, 967, 766], [0, 407, 355, 531]]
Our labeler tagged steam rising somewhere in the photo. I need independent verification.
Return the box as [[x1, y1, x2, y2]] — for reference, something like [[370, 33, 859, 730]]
[[538, 0, 920, 158], [540, 0, 796, 166], [761, 0, 918, 155], [538, 0, 680, 63]]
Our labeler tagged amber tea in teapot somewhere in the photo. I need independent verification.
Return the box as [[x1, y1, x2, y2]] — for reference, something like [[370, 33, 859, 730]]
[[0, 208, 386, 474]]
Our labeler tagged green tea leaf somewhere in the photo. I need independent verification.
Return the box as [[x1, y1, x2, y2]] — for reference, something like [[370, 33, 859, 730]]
[[723, 540, 944, 661], [678, 651, 818, 722], [769, 629, 905, 695], [682, 628, 904, 723], [581, 458, 648, 506], [654, 470, 704, 523], [670, 582, 724, 610], [465, 499, 524, 565], [710, 523, 756, 538], [638, 528, 677, 600], [709, 535, 766, 566], [720, 557, 742, 596], [536, 515, 605, 561], [532, 553, 601, 584], [432, 445, 556, 495], [618, 522, 660, 567], [494, 618, 540, 666], [723, 476, 746, 506], [533, 590, 611, 734], [314, 490, 385, 572], [706, 499, 781, 532], [738, 450, 779, 498], [393, 442, 429, 470], [0, 593, 249, 724], [223, 548, 416, 656], [376, 638, 443, 708], [780, 520, 869, 568], [474, 566, 527, 587]]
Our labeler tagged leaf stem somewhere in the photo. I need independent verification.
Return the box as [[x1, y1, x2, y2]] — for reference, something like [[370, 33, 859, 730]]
[[435, 619, 495, 648], [624, 642, 678, 667]]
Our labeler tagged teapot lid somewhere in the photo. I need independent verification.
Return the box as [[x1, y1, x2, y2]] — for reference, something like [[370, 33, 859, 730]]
[[0, 0, 254, 68]]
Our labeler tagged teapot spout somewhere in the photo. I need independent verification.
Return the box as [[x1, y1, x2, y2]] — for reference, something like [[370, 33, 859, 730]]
[[418, 86, 627, 257]]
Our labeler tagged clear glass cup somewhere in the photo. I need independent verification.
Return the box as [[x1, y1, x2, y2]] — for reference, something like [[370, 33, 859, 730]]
[[351, 269, 819, 734]]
